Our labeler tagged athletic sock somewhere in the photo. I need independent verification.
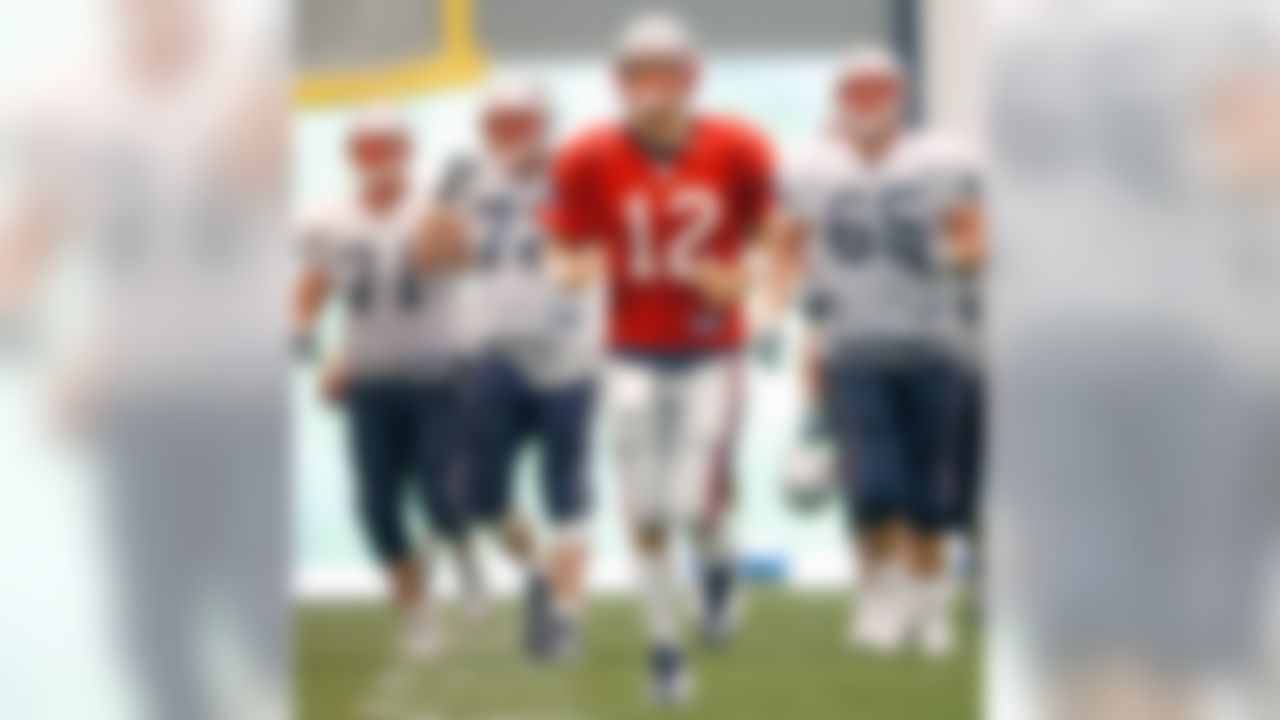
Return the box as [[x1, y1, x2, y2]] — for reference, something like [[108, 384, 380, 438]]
[[637, 550, 680, 647], [523, 573, 552, 658], [856, 558, 882, 609], [927, 573, 956, 615], [915, 571, 957, 649], [648, 643, 689, 706], [693, 523, 737, 646], [453, 537, 486, 603], [702, 561, 734, 617], [852, 559, 882, 642], [549, 524, 587, 622], [649, 643, 684, 680]]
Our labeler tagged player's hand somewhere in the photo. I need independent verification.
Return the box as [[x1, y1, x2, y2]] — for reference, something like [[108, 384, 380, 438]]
[[319, 356, 349, 406], [945, 204, 985, 272], [549, 245, 602, 293], [692, 259, 746, 307], [416, 208, 468, 274]]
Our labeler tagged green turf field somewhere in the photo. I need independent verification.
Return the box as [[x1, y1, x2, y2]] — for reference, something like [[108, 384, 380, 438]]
[[299, 590, 980, 720]]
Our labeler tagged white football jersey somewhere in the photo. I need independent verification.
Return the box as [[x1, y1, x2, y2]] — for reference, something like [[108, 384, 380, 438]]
[[299, 193, 467, 380], [785, 132, 982, 362], [441, 154, 599, 387], [7, 59, 285, 399]]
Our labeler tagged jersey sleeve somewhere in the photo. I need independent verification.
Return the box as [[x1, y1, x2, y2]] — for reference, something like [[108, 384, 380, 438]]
[[730, 125, 778, 232], [435, 154, 478, 205], [296, 206, 335, 271], [779, 145, 829, 228], [542, 137, 605, 246]]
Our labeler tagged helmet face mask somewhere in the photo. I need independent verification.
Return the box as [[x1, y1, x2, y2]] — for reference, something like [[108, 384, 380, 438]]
[[483, 106, 547, 170], [833, 47, 907, 144], [837, 72, 905, 142], [616, 56, 699, 130], [347, 106, 412, 190], [480, 74, 550, 171], [613, 12, 700, 134], [348, 129, 410, 189]]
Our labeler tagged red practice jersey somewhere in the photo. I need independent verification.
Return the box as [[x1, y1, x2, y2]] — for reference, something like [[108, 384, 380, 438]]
[[544, 115, 776, 353]]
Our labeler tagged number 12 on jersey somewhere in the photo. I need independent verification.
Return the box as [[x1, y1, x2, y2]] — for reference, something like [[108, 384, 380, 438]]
[[622, 186, 721, 283]]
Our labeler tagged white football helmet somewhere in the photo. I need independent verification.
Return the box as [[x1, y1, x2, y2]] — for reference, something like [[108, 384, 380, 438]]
[[782, 432, 836, 512], [614, 11, 699, 65], [833, 45, 906, 141]]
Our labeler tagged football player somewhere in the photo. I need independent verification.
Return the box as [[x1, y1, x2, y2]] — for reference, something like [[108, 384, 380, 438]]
[[542, 12, 776, 705], [771, 47, 984, 658], [428, 74, 599, 662], [292, 108, 482, 660], [0, 3, 289, 715]]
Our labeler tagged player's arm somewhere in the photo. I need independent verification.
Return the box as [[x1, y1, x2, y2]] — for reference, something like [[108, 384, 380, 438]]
[[291, 265, 330, 356], [935, 147, 985, 273], [744, 207, 808, 364], [1, 182, 99, 432], [696, 125, 780, 308], [291, 226, 350, 403], [0, 190, 64, 335], [944, 201, 985, 273], [290, 255, 352, 404], [546, 238, 603, 293], [291, 217, 336, 360], [542, 139, 605, 293], [415, 205, 471, 274], [0, 98, 74, 334], [759, 208, 809, 322], [691, 258, 748, 307], [415, 156, 475, 275]]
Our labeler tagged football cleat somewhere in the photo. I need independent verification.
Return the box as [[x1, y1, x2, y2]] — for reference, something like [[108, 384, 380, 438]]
[[543, 613, 583, 665], [522, 574, 553, 660], [699, 561, 739, 649], [849, 567, 911, 655], [648, 645, 692, 708], [849, 596, 908, 654], [914, 577, 958, 659], [459, 575, 492, 625], [401, 606, 444, 662], [919, 611, 957, 659]]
